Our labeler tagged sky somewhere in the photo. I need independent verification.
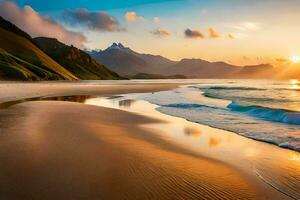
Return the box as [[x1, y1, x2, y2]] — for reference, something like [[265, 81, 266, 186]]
[[1, 0, 300, 65]]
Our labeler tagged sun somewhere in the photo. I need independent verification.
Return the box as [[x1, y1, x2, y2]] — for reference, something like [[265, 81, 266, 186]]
[[291, 55, 300, 63]]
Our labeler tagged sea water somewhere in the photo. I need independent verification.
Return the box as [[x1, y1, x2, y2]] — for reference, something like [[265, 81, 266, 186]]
[[133, 79, 300, 152]]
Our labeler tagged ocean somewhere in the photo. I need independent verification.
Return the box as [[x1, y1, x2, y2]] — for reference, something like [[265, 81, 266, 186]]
[[132, 79, 300, 152]]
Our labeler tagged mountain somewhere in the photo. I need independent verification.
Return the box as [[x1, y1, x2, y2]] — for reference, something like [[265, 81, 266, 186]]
[[163, 59, 240, 78], [0, 16, 76, 80], [164, 59, 275, 78], [34, 37, 122, 80], [235, 64, 274, 78], [88, 43, 175, 75], [89, 43, 275, 79]]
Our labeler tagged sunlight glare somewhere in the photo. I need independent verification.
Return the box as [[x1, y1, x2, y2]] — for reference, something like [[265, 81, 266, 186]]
[[291, 56, 300, 63]]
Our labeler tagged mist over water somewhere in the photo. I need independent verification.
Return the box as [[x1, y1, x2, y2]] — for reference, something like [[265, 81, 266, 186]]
[[136, 80, 300, 152]]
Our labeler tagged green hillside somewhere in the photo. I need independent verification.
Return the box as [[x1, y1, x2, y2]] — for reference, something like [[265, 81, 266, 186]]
[[34, 37, 122, 80], [0, 17, 77, 80], [0, 48, 59, 80]]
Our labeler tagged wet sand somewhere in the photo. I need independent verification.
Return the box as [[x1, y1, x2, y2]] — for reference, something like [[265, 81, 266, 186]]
[[89, 97, 300, 200], [0, 82, 295, 199], [0, 101, 288, 200]]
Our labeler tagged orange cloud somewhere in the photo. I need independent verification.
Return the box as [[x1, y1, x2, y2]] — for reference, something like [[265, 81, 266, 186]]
[[125, 11, 144, 22], [0, 2, 86, 48], [184, 28, 204, 39], [208, 27, 220, 38]]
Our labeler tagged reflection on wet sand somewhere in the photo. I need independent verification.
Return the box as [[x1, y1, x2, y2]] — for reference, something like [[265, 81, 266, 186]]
[[184, 126, 201, 137], [118, 99, 136, 108], [208, 137, 221, 148], [45, 95, 91, 103], [0, 95, 91, 109], [0, 97, 41, 109], [107, 95, 123, 99]]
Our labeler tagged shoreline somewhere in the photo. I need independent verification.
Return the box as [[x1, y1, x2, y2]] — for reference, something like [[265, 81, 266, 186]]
[[0, 82, 298, 199], [158, 109, 300, 153], [0, 81, 184, 103]]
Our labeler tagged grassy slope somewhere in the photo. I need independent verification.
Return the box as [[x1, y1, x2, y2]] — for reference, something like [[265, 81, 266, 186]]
[[34, 37, 122, 80], [0, 48, 60, 80], [0, 28, 77, 80]]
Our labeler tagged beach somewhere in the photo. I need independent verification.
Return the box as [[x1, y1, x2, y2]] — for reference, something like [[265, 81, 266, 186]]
[[0, 81, 298, 200]]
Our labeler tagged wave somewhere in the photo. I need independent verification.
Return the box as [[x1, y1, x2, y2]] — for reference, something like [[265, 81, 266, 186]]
[[202, 92, 281, 103], [228, 102, 300, 125], [207, 86, 266, 91], [188, 85, 266, 91], [165, 103, 226, 111], [165, 102, 300, 126]]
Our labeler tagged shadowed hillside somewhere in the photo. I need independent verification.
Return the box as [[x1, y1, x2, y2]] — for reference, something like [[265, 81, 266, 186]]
[[34, 37, 122, 80]]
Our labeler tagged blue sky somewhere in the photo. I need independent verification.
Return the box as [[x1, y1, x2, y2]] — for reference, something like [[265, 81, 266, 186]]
[[1, 0, 300, 64], [15, 0, 185, 11]]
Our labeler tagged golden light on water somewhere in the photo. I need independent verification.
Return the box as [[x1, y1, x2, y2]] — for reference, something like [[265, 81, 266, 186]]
[[291, 56, 300, 63], [290, 79, 298, 84], [289, 79, 300, 90]]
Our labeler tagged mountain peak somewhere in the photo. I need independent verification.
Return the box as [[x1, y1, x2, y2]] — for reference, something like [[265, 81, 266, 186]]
[[106, 42, 127, 50]]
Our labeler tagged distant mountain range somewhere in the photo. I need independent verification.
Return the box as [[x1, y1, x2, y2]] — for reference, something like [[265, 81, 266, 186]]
[[88, 43, 174, 75], [88, 43, 275, 79], [0, 16, 122, 81]]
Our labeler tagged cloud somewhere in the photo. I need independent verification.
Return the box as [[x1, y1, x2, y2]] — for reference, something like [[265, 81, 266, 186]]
[[208, 27, 220, 38], [125, 11, 144, 22], [184, 28, 204, 39], [0, 2, 86, 48], [232, 22, 261, 31], [153, 16, 160, 23], [63, 8, 124, 32], [150, 28, 170, 37]]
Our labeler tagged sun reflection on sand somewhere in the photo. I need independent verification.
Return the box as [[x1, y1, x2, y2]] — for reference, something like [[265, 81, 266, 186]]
[[289, 152, 300, 162]]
